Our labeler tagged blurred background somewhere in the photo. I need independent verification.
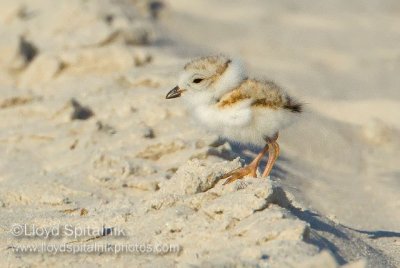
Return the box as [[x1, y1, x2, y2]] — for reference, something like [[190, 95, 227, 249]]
[[0, 0, 399, 266], [161, 0, 400, 227]]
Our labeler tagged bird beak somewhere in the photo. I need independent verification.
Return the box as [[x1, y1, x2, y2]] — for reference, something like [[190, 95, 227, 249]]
[[166, 86, 184, 99]]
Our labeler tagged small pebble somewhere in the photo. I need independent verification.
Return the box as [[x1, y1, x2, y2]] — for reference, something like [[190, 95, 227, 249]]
[[19, 36, 38, 64], [70, 98, 94, 120], [143, 127, 155, 139]]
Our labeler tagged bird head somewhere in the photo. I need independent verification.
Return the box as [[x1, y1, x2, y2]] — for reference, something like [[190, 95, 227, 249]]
[[166, 55, 246, 103]]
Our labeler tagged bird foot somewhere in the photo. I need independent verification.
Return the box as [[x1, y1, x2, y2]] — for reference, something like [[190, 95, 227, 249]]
[[221, 165, 257, 185]]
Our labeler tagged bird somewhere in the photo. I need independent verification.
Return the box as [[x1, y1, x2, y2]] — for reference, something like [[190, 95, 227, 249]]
[[166, 55, 302, 185]]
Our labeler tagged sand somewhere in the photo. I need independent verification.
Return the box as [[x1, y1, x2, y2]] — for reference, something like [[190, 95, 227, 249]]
[[0, 0, 399, 267]]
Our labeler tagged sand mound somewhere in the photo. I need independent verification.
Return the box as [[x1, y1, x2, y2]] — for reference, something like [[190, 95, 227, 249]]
[[1, 0, 397, 267]]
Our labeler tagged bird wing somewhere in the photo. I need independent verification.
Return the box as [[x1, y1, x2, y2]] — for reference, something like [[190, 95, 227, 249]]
[[243, 79, 302, 113], [216, 79, 302, 113], [217, 79, 284, 109]]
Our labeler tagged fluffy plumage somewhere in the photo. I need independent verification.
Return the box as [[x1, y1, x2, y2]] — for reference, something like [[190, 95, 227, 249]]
[[176, 55, 302, 146], [167, 55, 302, 183]]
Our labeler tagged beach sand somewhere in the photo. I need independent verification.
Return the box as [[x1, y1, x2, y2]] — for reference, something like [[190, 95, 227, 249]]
[[0, 0, 399, 267]]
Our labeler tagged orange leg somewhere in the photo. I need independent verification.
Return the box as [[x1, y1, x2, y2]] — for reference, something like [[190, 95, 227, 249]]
[[222, 144, 269, 185], [262, 135, 280, 178]]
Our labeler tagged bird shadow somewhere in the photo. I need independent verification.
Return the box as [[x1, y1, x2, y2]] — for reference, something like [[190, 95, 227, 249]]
[[289, 207, 349, 239], [287, 205, 400, 265], [209, 138, 400, 235], [209, 138, 289, 178], [209, 139, 400, 264], [345, 228, 400, 240]]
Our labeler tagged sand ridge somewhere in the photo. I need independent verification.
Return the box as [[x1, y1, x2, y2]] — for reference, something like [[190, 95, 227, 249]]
[[0, 0, 399, 267]]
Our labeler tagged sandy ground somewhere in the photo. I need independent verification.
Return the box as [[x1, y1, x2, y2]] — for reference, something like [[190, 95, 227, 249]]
[[0, 0, 399, 267]]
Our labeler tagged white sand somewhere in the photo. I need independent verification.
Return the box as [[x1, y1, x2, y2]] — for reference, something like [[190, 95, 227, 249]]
[[0, 0, 399, 267]]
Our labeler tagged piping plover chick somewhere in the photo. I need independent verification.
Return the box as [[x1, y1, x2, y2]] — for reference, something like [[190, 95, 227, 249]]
[[166, 55, 302, 184]]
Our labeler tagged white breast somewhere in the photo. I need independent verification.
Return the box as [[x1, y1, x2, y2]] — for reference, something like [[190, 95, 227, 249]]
[[193, 101, 252, 132], [191, 103, 296, 146]]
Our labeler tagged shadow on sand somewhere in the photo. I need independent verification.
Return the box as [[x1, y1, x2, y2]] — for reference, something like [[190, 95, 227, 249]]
[[212, 139, 399, 266]]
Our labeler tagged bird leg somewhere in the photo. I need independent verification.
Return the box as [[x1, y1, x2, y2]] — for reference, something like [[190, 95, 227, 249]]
[[262, 133, 280, 178], [222, 144, 269, 185]]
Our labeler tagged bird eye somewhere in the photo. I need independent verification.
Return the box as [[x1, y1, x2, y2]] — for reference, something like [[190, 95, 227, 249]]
[[193, 78, 203, 84]]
